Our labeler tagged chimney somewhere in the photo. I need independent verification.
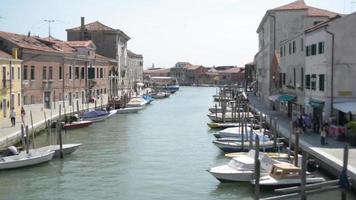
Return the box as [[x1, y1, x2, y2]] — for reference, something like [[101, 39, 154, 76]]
[[27, 31, 31, 38], [80, 17, 85, 41], [12, 48, 18, 59]]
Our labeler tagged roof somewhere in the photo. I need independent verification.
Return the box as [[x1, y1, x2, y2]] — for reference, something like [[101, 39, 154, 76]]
[[184, 65, 203, 70], [95, 53, 116, 62], [305, 15, 341, 33], [0, 49, 12, 59], [257, 0, 339, 32], [66, 21, 115, 32], [66, 21, 130, 40], [127, 50, 143, 59], [143, 68, 170, 74], [0, 31, 63, 53], [67, 40, 95, 48], [219, 67, 244, 74]]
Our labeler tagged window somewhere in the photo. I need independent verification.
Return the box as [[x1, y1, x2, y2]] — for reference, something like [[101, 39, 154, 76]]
[[31, 66, 35, 80], [96, 68, 99, 78], [75, 67, 79, 79], [292, 41, 296, 54], [311, 44, 317, 56], [305, 74, 310, 89], [301, 38, 304, 51], [283, 73, 286, 85], [100, 68, 103, 78], [293, 68, 296, 88], [59, 66, 63, 79], [104, 88, 107, 94], [289, 43, 292, 55], [318, 42, 325, 54], [311, 74, 316, 90], [81, 67, 85, 79], [49, 66, 53, 80], [42, 66, 47, 80], [88, 68, 95, 79], [69, 66, 72, 79], [17, 93, 20, 106], [283, 45, 286, 56], [23, 65, 28, 80], [280, 47, 283, 57], [17, 67, 20, 80], [314, 21, 322, 25], [306, 46, 310, 56], [279, 73, 283, 87], [11, 67, 14, 80], [319, 74, 325, 91]]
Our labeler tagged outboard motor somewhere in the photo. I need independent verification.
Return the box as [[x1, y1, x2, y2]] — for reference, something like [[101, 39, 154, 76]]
[[307, 159, 319, 172], [7, 146, 19, 156]]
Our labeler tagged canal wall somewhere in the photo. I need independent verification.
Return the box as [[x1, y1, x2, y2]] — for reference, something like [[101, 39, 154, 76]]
[[0, 96, 109, 149]]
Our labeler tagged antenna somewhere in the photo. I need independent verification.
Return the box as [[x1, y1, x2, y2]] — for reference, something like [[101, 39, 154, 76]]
[[44, 19, 56, 40]]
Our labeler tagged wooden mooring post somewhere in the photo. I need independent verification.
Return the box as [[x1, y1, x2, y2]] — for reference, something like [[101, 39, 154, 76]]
[[30, 111, 35, 148], [254, 135, 260, 200], [21, 124, 25, 149]]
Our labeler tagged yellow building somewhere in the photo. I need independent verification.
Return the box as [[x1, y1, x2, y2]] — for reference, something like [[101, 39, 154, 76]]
[[0, 49, 22, 127]]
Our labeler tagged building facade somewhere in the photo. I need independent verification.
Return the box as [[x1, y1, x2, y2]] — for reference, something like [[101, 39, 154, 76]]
[[0, 49, 22, 126]]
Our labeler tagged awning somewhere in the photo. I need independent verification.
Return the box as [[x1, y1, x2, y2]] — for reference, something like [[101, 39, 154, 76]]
[[278, 95, 296, 102], [309, 99, 324, 109], [269, 95, 281, 101], [334, 102, 356, 114]]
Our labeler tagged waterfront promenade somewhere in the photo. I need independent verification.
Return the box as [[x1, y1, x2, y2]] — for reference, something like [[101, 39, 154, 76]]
[[248, 94, 356, 184], [0, 95, 108, 149]]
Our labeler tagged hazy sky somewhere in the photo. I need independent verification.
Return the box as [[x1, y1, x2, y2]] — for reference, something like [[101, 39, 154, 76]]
[[0, 0, 353, 68]]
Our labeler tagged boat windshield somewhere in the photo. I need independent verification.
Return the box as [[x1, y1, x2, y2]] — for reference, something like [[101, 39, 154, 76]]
[[228, 159, 244, 169]]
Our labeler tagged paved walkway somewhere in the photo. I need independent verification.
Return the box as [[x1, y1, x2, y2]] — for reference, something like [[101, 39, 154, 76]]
[[248, 94, 356, 182], [0, 95, 109, 149]]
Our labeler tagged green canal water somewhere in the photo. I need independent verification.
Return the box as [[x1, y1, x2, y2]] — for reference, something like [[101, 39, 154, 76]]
[[0, 87, 355, 200]]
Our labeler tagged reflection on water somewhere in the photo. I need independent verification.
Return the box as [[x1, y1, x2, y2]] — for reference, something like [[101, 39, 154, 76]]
[[0, 87, 354, 200]]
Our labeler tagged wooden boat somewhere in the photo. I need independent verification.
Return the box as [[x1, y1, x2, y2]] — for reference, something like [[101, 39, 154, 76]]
[[225, 152, 290, 159], [0, 147, 55, 170], [36, 144, 81, 158], [63, 120, 93, 130], [127, 97, 149, 107], [207, 122, 261, 129], [213, 127, 267, 138], [212, 140, 283, 153], [208, 106, 232, 113], [208, 150, 278, 182], [116, 106, 143, 114], [251, 163, 325, 187], [207, 112, 254, 123]]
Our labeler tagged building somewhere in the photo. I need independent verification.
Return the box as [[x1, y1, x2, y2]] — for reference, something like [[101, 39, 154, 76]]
[[170, 62, 191, 84], [217, 67, 245, 86], [66, 17, 132, 96], [244, 62, 256, 90], [255, 0, 338, 107], [143, 68, 170, 80], [303, 13, 356, 123], [127, 50, 143, 86], [0, 49, 22, 127], [0, 31, 113, 108]]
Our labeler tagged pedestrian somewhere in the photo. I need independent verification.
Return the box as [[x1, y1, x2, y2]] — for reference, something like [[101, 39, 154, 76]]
[[21, 107, 26, 124], [320, 125, 326, 145], [10, 108, 16, 126]]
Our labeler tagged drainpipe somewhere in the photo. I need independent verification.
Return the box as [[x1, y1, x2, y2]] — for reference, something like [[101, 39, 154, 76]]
[[324, 27, 334, 119], [268, 13, 277, 94]]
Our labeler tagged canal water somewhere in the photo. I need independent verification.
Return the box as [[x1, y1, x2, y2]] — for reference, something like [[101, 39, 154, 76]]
[[0, 87, 354, 200]]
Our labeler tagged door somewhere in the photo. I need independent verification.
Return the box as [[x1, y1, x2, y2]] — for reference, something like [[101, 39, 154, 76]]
[[44, 92, 51, 109]]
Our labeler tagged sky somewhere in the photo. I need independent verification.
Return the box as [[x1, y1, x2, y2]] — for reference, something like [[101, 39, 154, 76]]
[[0, 0, 353, 68]]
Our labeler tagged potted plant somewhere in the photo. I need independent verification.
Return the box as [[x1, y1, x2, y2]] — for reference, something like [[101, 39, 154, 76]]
[[347, 121, 356, 146]]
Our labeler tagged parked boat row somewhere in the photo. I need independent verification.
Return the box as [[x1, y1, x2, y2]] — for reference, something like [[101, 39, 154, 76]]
[[206, 87, 325, 189]]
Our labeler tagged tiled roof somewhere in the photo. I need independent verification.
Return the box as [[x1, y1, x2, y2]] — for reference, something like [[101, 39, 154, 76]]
[[184, 65, 203, 70], [127, 50, 143, 59], [0, 31, 62, 53], [66, 21, 115, 32], [67, 40, 95, 48], [305, 15, 341, 33], [0, 49, 12, 59], [272, 0, 338, 18], [219, 67, 244, 74], [144, 68, 170, 74]]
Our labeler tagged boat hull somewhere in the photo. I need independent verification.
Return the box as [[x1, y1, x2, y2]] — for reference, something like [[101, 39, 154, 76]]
[[0, 150, 54, 170], [116, 107, 143, 114], [63, 121, 93, 130], [37, 144, 81, 158]]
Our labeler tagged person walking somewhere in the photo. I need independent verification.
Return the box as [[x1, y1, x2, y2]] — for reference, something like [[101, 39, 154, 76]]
[[10, 108, 16, 126], [320, 125, 327, 145], [21, 107, 26, 125]]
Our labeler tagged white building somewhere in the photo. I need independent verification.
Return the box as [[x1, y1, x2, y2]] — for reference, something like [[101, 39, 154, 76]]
[[127, 50, 144, 88], [255, 0, 338, 109], [304, 13, 356, 124]]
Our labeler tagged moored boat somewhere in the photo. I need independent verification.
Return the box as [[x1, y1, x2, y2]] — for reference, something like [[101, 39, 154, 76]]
[[0, 147, 55, 170], [36, 144, 81, 158], [82, 110, 110, 122], [212, 140, 282, 153], [63, 120, 93, 130], [116, 106, 143, 114], [251, 163, 325, 187]]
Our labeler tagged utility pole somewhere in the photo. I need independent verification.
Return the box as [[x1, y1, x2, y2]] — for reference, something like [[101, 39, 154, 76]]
[[44, 19, 56, 39]]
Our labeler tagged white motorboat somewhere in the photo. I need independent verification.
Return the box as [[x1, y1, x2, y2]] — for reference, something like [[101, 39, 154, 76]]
[[213, 139, 282, 152], [0, 147, 54, 170], [207, 112, 254, 123], [208, 150, 277, 182], [116, 106, 143, 114], [36, 143, 81, 158], [82, 110, 110, 122], [251, 163, 325, 187], [214, 127, 268, 138], [107, 110, 117, 118], [127, 97, 149, 107]]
